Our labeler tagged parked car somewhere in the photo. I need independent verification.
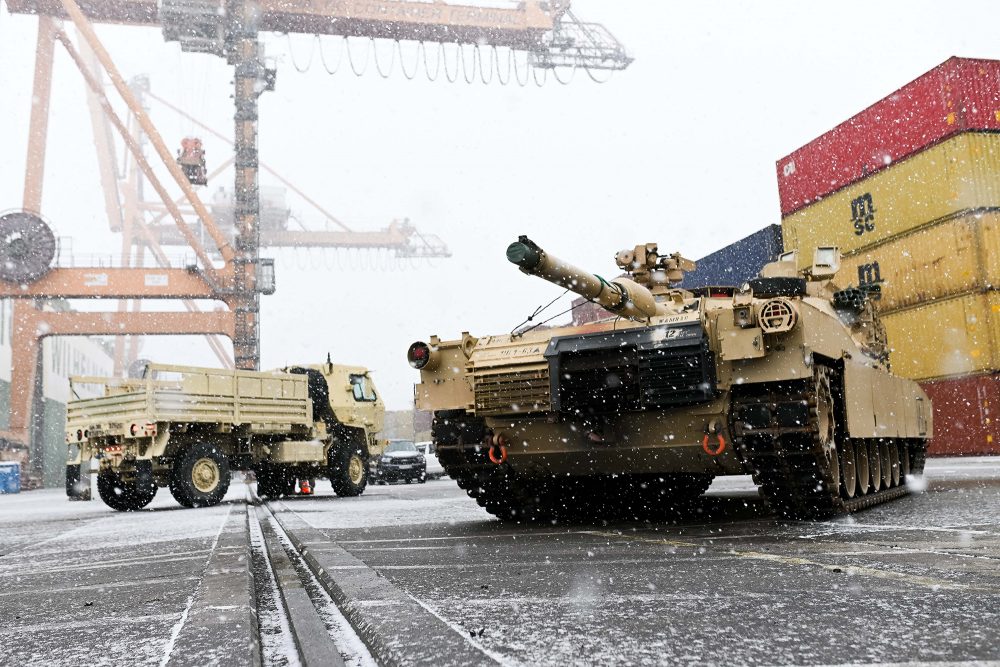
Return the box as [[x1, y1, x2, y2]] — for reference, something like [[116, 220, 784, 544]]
[[415, 441, 447, 479], [374, 440, 426, 484]]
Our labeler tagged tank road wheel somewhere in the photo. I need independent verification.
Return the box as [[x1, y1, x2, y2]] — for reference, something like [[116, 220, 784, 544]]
[[855, 441, 871, 496], [96, 462, 157, 512], [888, 442, 901, 487], [839, 440, 858, 500], [169, 443, 231, 508], [868, 441, 882, 493], [816, 367, 841, 498], [329, 438, 368, 497], [879, 441, 893, 489], [900, 442, 912, 479]]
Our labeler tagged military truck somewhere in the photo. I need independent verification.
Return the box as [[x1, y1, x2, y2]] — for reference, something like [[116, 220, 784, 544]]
[[408, 236, 931, 521], [65, 359, 386, 511]]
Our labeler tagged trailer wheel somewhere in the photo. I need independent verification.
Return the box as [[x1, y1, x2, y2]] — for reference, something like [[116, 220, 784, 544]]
[[97, 465, 156, 512], [329, 442, 368, 497], [170, 443, 230, 508]]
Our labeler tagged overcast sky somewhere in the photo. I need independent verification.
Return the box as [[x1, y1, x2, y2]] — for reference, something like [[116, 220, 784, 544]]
[[2, 0, 1000, 409]]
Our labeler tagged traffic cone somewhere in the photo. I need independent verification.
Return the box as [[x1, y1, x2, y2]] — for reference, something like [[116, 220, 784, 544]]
[[300, 478, 313, 495]]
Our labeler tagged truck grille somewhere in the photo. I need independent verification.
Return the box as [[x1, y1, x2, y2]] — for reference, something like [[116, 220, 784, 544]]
[[473, 367, 551, 416], [390, 456, 421, 465]]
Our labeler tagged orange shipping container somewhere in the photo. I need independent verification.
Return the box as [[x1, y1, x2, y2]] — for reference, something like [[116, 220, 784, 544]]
[[837, 211, 1000, 313], [782, 132, 1000, 261], [882, 292, 1000, 381]]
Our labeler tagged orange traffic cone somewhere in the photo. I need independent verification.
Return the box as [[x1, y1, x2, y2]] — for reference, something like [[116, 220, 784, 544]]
[[300, 479, 313, 495]]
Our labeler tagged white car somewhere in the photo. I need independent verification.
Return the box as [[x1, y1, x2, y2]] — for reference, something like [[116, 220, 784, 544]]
[[415, 441, 447, 479]]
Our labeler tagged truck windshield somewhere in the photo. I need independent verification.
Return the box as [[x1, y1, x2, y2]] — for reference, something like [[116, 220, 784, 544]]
[[350, 374, 377, 402]]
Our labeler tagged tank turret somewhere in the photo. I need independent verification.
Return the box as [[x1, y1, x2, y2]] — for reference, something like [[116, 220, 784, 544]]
[[506, 236, 694, 323]]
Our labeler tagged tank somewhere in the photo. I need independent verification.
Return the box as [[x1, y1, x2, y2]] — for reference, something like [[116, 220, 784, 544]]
[[408, 236, 932, 521]]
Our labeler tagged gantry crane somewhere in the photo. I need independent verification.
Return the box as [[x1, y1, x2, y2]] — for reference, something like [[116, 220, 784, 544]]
[[90, 73, 449, 374], [0, 0, 631, 482]]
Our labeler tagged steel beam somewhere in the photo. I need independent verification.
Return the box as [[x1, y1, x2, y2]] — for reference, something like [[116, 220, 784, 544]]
[[57, 0, 236, 264], [22, 16, 57, 214], [6, 302, 235, 446], [0, 267, 226, 299]]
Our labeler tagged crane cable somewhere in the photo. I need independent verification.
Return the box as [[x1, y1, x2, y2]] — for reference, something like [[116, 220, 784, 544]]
[[283, 33, 612, 87]]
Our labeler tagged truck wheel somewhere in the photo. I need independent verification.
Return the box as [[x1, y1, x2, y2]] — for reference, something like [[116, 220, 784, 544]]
[[169, 443, 231, 508], [97, 467, 157, 511], [329, 445, 368, 497]]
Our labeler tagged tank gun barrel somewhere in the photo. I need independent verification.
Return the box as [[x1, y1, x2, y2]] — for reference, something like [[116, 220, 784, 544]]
[[506, 236, 665, 322]]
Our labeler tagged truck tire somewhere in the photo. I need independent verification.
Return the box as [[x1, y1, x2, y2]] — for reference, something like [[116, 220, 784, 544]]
[[97, 465, 157, 511], [169, 443, 231, 508], [329, 442, 368, 497]]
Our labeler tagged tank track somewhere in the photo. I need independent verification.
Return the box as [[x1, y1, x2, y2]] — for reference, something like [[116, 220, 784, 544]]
[[445, 462, 714, 522], [730, 372, 927, 520]]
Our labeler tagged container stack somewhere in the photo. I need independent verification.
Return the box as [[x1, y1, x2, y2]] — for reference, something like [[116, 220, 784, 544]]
[[778, 57, 1000, 456]]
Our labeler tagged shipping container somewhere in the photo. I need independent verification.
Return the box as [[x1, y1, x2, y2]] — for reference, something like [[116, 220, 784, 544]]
[[680, 225, 783, 289], [777, 57, 1000, 216], [920, 374, 1000, 456], [782, 132, 1000, 260], [837, 210, 1000, 313], [882, 291, 1000, 381]]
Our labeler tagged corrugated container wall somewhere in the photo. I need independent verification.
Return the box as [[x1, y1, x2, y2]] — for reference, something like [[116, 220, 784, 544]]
[[837, 210, 1000, 313], [679, 225, 783, 289], [882, 292, 1000, 381], [782, 132, 1000, 262], [776, 57, 1000, 216], [920, 374, 1000, 456]]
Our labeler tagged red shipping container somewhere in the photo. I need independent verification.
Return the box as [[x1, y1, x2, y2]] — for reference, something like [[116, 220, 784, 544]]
[[777, 57, 1000, 216], [920, 374, 1000, 456]]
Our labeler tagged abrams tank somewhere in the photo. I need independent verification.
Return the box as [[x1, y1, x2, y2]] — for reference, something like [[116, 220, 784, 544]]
[[408, 236, 931, 521]]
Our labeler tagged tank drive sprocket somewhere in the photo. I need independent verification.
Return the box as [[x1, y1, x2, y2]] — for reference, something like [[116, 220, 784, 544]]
[[0, 210, 57, 284]]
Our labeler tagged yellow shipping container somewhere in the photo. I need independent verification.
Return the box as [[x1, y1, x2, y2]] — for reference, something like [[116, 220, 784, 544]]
[[882, 292, 1000, 381], [837, 211, 1000, 313], [782, 132, 1000, 260]]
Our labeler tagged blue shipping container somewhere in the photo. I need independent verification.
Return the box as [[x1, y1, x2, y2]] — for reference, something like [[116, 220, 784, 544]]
[[680, 225, 783, 289], [0, 461, 21, 494]]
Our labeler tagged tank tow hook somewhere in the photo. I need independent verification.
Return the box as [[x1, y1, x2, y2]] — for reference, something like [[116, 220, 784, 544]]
[[489, 433, 509, 465], [703, 420, 726, 456]]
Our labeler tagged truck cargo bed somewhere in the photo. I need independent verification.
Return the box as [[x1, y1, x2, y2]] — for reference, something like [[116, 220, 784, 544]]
[[67, 364, 312, 430]]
